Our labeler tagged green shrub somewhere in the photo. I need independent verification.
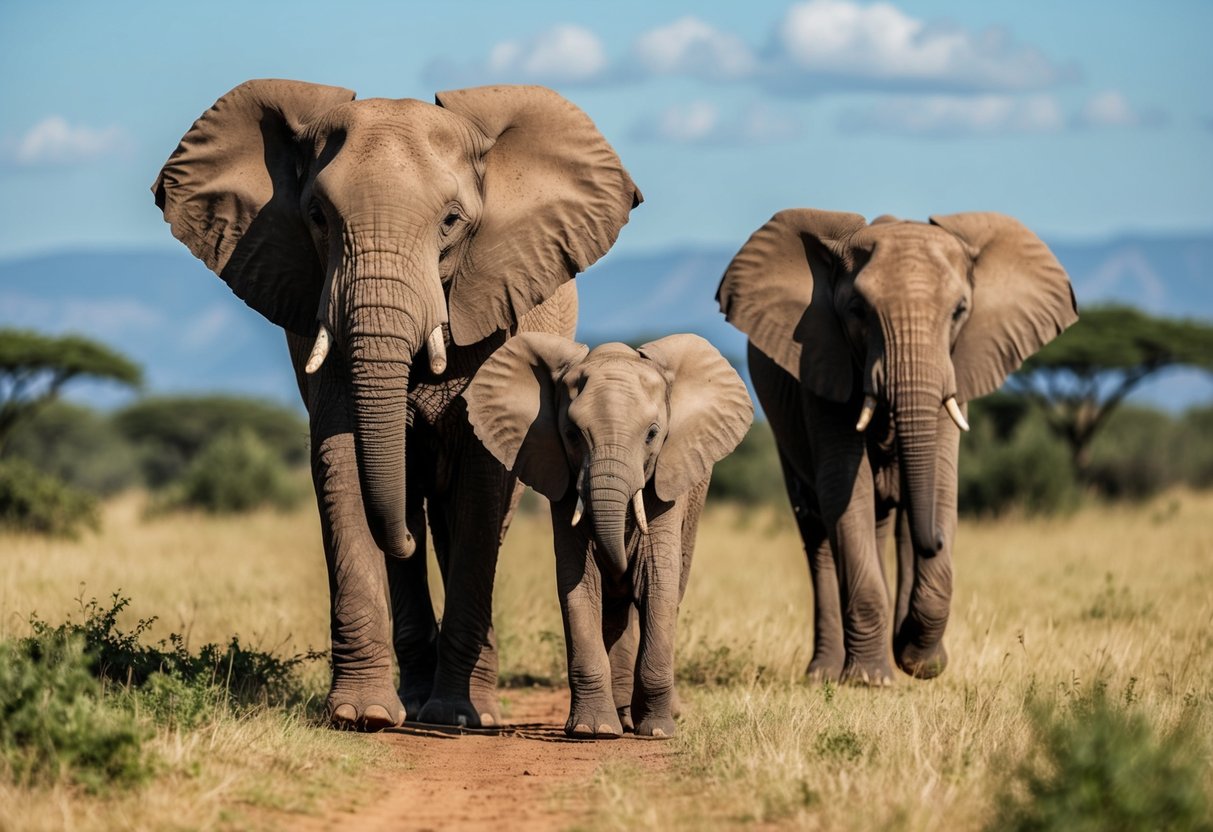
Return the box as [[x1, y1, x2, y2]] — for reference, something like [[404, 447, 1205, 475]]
[[1, 401, 140, 495], [989, 690, 1212, 832], [0, 459, 99, 537], [1086, 406, 1176, 500], [1175, 405, 1213, 488], [155, 429, 304, 514], [27, 593, 323, 707], [114, 395, 308, 488], [708, 421, 786, 507], [960, 410, 1078, 517], [0, 635, 149, 790]]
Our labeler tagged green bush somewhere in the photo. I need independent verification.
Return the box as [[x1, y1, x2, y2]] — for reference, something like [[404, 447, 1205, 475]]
[[114, 395, 308, 488], [27, 593, 323, 707], [1086, 406, 1176, 500], [959, 409, 1078, 517], [0, 635, 149, 790], [2, 401, 140, 495], [155, 429, 305, 514], [989, 689, 1212, 832], [1175, 405, 1213, 488], [0, 459, 99, 537], [2, 402, 140, 494], [707, 421, 786, 507]]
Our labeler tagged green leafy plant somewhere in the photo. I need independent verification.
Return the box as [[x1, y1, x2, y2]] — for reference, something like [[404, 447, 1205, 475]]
[[989, 689, 1212, 832], [0, 458, 99, 537], [153, 429, 305, 514]]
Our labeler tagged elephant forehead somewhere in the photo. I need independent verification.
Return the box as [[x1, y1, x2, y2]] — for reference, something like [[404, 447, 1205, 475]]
[[853, 224, 971, 293], [564, 362, 666, 417], [316, 98, 477, 159]]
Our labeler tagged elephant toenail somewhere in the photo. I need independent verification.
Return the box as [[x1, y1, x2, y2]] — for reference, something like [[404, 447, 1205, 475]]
[[364, 705, 391, 724], [479, 713, 496, 727], [332, 704, 357, 724], [650, 727, 666, 737], [598, 724, 617, 736], [573, 723, 592, 735], [456, 714, 468, 727]]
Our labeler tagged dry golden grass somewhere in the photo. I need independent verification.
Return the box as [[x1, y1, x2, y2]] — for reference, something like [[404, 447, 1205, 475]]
[[1, 490, 1211, 830]]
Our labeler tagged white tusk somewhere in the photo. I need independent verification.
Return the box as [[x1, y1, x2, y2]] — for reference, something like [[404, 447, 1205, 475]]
[[944, 396, 970, 432], [633, 490, 649, 535], [571, 495, 584, 527], [304, 324, 331, 375], [427, 327, 447, 375], [855, 394, 877, 432]]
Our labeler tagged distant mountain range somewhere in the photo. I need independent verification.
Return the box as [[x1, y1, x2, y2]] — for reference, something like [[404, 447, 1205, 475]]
[[2, 230, 1210, 411]]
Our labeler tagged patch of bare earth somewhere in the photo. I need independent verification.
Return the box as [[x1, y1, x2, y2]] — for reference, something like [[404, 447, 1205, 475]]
[[291, 687, 670, 832]]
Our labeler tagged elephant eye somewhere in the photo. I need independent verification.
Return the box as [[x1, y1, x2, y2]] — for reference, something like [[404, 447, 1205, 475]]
[[441, 208, 463, 234], [645, 424, 660, 445], [952, 301, 968, 322], [308, 202, 328, 233]]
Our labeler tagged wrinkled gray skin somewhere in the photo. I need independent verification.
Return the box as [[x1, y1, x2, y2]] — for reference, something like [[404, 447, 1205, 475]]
[[718, 210, 1077, 684], [153, 80, 640, 729], [464, 334, 752, 737]]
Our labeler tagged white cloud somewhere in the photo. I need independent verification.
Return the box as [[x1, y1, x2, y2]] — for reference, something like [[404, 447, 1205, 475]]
[[1074, 90, 1163, 128], [632, 101, 803, 146], [629, 17, 756, 81], [839, 94, 1066, 136], [767, 0, 1069, 94], [423, 24, 607, 87], [4, 116, 130, 167]]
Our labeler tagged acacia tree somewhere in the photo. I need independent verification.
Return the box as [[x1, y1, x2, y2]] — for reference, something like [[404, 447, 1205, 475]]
[[0, 329, 142, 451], [1007, 306, 1213, 475]]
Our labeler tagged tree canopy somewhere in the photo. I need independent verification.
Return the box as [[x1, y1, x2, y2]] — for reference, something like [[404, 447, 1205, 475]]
[[1007, 305, 1213, 473], [0, 329, 143, 450]]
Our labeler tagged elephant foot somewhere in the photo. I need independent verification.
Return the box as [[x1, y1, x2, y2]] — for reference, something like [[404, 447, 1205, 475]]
[[617, 705, 634, 733], [398, 677, 434, 722], [327, 682, 406, 731], [840, 657, 895, 687], [633, 714, 676, 740], [805, 656, 844, 684], [417, 693, 500, 728], [565, 702, 623, 739], [896, 640, 948, 680]]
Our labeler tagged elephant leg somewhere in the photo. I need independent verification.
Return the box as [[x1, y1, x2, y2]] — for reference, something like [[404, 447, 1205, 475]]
[[808, 397, 894, 687], [894, 411, 958, 679], [603, 596, 637, 731], [631, 505, 683, 739], [778, 451, 844, 682], [288, 335, 404, 730], [385, 481, 437, 720], [416, 433, 509, 727], [552, 494, 622, 739]]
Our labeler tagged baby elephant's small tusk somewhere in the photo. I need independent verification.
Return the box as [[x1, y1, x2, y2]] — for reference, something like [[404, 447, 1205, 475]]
[[304, 324, 331, 375], [633, 490, 649, 535], [427, 327, 447, 375], [571, 495, 584, 527], [855, 394, 877, 432], [944, 396, 970, 432]]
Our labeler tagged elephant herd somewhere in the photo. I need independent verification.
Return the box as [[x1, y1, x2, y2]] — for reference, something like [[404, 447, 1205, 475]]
[[153, 80, 1077, 739]]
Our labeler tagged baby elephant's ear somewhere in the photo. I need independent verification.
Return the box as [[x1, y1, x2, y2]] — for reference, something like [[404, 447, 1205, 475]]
[[463, 333, 588, 500], [638, 335, 754, 502]]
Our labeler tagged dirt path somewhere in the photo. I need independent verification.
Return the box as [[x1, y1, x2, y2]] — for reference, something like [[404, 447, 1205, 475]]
[[300, 687, 671, 832]]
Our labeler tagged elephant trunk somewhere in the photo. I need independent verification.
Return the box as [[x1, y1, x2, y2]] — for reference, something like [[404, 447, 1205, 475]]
[[340, 243, 445, 560], [889, 351, 944, 557], [587, 452, 637, 577]]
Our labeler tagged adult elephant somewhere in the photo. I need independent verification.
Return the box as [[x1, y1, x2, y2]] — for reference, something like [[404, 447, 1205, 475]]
[[153, 79, 641, 729], [717, 210, 1076, 685]]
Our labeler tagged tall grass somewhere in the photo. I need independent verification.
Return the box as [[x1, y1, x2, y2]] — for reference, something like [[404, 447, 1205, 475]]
[[2, 489, 1210, 829]]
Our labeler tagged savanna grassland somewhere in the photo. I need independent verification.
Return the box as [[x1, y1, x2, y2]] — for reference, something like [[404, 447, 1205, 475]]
[[2, 489, 1211, 831]]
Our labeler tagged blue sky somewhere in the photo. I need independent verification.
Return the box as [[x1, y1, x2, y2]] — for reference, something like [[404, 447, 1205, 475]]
[[1, 0, 1210, 260]]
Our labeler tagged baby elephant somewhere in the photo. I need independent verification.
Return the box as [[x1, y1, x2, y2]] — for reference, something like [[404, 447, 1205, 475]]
[[465, 333, 752, 738]]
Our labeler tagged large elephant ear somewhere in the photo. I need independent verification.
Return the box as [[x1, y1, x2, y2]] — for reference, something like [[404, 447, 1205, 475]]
[[152, 79, 357, 336], [930, 212, 1078, 401], [464, 332, 589, 500], [717, 209, 867, 403], [435, 85, 643, 346], [638, 335, 754, 502]]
